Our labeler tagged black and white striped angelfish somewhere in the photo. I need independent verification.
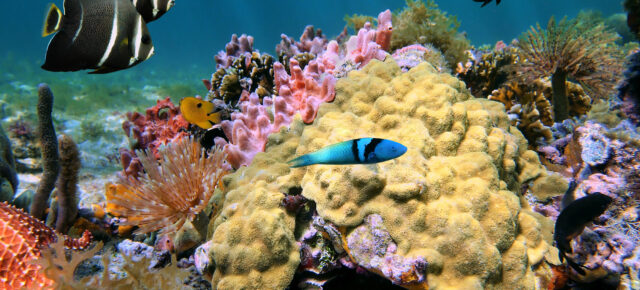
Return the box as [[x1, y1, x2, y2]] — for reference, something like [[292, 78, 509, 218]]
[[131, 0, 175, 23], [287, 138, 407, 168], [41, 0, 155, 74]]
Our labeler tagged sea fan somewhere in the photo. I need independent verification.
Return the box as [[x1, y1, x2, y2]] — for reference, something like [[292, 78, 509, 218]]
[[513, 16, 624, 121], [108, 137, 228, 235]]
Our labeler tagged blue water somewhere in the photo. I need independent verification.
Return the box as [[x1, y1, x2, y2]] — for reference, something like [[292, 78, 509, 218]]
[[0, 0, 623, 76]]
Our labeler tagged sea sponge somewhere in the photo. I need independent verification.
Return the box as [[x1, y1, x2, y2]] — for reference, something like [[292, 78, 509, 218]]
[[207, 58, 556, 288]]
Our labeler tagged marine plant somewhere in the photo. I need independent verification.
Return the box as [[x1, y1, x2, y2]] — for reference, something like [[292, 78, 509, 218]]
[[390, 0, 470, 70], [107, 137, 228, 235], [344, 14, 376, 32], [513, 16, 624, 122]]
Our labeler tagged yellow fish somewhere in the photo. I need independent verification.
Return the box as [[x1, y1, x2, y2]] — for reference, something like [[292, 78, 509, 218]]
[[179, 97, 222, 129]]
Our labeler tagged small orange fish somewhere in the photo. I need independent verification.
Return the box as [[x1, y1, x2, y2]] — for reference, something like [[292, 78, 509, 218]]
[[179, 97, 222, 129]]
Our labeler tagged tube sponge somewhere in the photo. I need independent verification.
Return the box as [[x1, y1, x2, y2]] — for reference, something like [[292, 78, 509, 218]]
[[55, 134, 80, 233], [31, 83, 60, 220]]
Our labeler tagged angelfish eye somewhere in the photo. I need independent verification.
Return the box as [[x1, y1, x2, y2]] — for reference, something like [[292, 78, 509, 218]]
[[197, 102, 202, 108], [141, 34, 151, 44]]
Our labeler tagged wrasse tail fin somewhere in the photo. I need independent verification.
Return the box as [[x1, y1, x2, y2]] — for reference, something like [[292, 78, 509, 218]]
[[287, 154, 314, 168]]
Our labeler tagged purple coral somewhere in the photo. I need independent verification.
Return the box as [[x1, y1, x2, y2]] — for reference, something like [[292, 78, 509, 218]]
[[576, 122, 612, 167], [276, 25, 327, 59], [214, 34, 254, 69], [346, 214, 428, 286]]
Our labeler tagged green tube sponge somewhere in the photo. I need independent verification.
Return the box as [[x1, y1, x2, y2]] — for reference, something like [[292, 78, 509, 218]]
[[31, 83, 60, 220], [55, 134, 80, 232]]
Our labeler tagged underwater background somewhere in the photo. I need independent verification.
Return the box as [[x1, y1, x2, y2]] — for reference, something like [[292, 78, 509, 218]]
[[0, 1, 626, 118], [0, 0, 639, 289]]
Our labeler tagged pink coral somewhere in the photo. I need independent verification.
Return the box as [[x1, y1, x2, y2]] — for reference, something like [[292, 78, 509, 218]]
[[317, 9, 391, 73], [217, 58, 336, 168], [375, 10, 392, 51], [215, 92, 275, 169], [274, 58, 336, 124], [345, 22, 388, 68]]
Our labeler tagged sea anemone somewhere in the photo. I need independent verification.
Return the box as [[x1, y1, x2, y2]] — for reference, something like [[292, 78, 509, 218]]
[[513, 16, 624, 122], [107, 137, 228, 235]]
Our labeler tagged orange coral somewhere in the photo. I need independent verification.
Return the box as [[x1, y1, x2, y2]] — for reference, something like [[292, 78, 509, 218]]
[[0, 202, 92, 289], [107, 137, 228, 235]]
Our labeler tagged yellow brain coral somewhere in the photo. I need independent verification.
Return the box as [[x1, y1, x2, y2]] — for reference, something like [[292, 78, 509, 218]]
[[207, 58, 556, 289], [299, 59, 554, 288]]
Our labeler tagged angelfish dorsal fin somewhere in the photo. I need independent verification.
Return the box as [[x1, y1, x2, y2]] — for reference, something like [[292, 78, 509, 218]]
[[42, 3, 63, 37]]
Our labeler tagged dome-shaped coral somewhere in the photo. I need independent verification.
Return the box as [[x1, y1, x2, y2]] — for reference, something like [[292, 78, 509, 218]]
[[205, 58, 558, 289]]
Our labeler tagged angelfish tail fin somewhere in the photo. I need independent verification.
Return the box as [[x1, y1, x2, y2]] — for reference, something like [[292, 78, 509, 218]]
[[42, 3, 63, 37], [287, 154, 315, 168]]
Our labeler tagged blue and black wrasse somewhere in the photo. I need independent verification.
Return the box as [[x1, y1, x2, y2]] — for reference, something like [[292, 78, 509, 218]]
[[554, 192, 613, 275], [473, 0, 501, 7], [287, 138, 407, 168]]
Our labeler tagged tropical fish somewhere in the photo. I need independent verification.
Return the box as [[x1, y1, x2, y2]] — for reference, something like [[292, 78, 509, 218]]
[[554, 193, 613, 275], [130, 0, 175, 23], [179, 97, 222, 129], [41, 0, 154, 74], [287, 138, 407, 168], [473, 0, 501, 7]]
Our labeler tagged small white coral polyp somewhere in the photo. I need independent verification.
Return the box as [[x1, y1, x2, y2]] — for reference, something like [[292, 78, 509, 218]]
[[109, 137, 228, 235]]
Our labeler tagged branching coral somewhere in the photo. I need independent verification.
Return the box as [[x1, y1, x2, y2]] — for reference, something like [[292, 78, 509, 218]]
[[390, 0, 470, 71], [513, 16, 624, 122], [108, 137, 228, 235]]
